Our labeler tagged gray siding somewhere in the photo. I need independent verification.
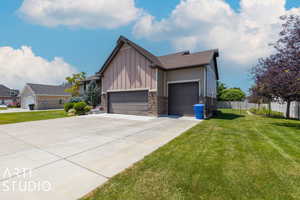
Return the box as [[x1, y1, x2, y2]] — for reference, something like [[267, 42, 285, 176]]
[[160, 67, 205, 97]]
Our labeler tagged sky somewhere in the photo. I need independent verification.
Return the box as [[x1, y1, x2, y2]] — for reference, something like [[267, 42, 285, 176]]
[[0, 0, 300, 93]]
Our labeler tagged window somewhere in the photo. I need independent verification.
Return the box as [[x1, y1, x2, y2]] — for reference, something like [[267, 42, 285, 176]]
[[59, 99, 63, 105]]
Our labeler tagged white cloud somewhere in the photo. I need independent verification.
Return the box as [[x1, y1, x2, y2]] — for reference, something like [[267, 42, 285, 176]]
[[0, 46, 77, 89], [18, 0, 141, 29], [133, 0, 300, 66]]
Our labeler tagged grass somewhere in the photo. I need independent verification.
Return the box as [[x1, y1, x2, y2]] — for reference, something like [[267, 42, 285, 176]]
[[0, 107, 7, 110], [0, 110, 69, 125], [83, 109, 300, 200]]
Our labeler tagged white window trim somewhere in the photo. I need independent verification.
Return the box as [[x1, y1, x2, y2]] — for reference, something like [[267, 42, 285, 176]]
[[105, 88, 152, 94]]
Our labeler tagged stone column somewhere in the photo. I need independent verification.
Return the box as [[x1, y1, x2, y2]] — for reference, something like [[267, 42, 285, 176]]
[[101, 93, 108, 113]]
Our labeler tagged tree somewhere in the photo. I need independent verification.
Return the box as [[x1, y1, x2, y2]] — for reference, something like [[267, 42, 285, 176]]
[[252, 15, 300, 118], [217, 81, 227, 101], [65, 72, 86, 97], [248, 84, 273, 115], [84, 80, 101, 107], [220, 88, 246, 101]]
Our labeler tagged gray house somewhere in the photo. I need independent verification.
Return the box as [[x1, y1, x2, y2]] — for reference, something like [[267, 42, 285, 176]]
[[20, 83, 71, 110], [98, 36, 219, 117], [0, 84, 19, 106]]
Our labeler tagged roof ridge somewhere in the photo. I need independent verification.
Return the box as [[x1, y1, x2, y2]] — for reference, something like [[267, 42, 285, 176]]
[[118, 36, 162, 66], [27, 83, 63, 87], [158, 51, 190, 58]]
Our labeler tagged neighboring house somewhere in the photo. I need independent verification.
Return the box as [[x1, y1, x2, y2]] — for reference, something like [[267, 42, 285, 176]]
[[0, 84, 19, 105], [98, 36, 219, 117], [20, 83, 71, 110], [79, 75, 101, 96]]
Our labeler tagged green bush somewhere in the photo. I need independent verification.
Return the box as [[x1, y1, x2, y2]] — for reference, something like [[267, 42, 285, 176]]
[[249, 107, 284, 118], [74, 101, 87, 115], [68, 108, 76, 116], [84, 105, 92, 113], [64, 102, 74, 112]]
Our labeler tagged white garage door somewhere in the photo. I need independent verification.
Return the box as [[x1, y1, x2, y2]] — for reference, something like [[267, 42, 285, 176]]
[[22, 96, 35, 109]]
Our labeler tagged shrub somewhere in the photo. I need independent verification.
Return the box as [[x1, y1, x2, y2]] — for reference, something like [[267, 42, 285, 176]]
[[68, 108, 76, 116], [64, 102, 74, 112], [84, 105, 92, 113], [74, 101, 87, 115]]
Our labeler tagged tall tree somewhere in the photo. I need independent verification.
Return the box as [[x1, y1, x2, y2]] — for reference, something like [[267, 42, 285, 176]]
[[252, 15, 300, 118]]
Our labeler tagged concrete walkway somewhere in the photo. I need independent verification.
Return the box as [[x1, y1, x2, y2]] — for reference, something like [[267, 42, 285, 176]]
[[0, 114, 200, 200], [0, 108, 30, 113]]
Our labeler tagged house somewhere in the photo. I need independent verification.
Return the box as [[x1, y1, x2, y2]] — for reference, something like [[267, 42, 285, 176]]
[[20, 83, 71, 110], [79, 75, 101, 96], [98, 36, 219, 117], [0, 84, 19, 106]]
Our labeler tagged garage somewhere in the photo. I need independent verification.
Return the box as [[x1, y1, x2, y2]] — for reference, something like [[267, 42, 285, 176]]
[[108, 90, 148, 115], [22, 95, 35, 109], [168, 82, 199, 116]]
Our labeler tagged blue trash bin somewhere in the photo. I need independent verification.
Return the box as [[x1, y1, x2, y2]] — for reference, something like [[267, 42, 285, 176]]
[[194, 104, 204, 119]]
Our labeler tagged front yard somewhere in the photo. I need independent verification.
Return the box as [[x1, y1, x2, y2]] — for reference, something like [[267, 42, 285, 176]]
[[83, 109, 300, 200], [0, 110, 68, 125]]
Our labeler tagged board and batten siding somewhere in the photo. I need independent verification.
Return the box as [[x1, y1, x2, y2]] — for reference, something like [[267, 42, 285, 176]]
[[102, 44, 157, 93]]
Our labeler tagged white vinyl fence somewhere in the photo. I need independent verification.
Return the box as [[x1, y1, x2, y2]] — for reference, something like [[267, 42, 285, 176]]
[[218, 101, 300, 119]]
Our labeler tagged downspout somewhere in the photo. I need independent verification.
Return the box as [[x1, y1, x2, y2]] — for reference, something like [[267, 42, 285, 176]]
[[204, 66, 207, 117]]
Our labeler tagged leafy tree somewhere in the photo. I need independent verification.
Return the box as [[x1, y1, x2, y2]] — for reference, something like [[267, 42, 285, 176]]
[[220, 88, 246, 101], [217, 81, 227, 100], [252, 15, 300, 118], [248, 84, 273, 115], [65, 72, 86, 97]]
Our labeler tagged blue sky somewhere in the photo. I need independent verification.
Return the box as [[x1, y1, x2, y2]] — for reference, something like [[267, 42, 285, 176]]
[[0, 0, 300, 92]]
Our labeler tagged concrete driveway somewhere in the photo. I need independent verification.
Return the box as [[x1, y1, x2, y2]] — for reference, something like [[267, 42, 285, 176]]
[[0, 114, 199, 200]]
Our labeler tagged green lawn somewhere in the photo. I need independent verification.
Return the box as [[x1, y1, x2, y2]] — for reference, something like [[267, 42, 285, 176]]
[[83, 109, 300, 200], [0, 110, 68, 125], [0, 107, 7, 110]]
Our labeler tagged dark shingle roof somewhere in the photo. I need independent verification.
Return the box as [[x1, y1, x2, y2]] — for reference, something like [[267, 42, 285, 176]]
[[0, 84, 11, 97], [99, 36, 219, 79], [158, 49, 218, 70], [27, 83, 70, 96], [85, 75, 100, 81]]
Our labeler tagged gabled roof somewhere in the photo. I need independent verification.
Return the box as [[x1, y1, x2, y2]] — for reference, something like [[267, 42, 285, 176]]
[[0, 84, 11, 97], [27, 83, 70, 96], [158, 49, 218, 69], [98, 36, 162, 75], [98, 36, 219, 79], [158, 49, 219, 79]]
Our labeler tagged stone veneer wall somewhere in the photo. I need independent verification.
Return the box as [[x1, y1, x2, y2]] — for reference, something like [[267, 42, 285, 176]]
[[101, 94, 108, 113], [157, 96, 168, 115], [148, 91, 158, 116]]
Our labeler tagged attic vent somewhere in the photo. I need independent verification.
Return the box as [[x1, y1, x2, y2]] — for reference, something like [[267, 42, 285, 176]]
[[182, 51, 190, 55]]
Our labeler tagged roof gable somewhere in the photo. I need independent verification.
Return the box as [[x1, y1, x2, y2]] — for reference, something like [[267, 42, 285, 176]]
[[0, 84, 11, 97], [98, 36, 162, 75], [27, 83, 70, 96]]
